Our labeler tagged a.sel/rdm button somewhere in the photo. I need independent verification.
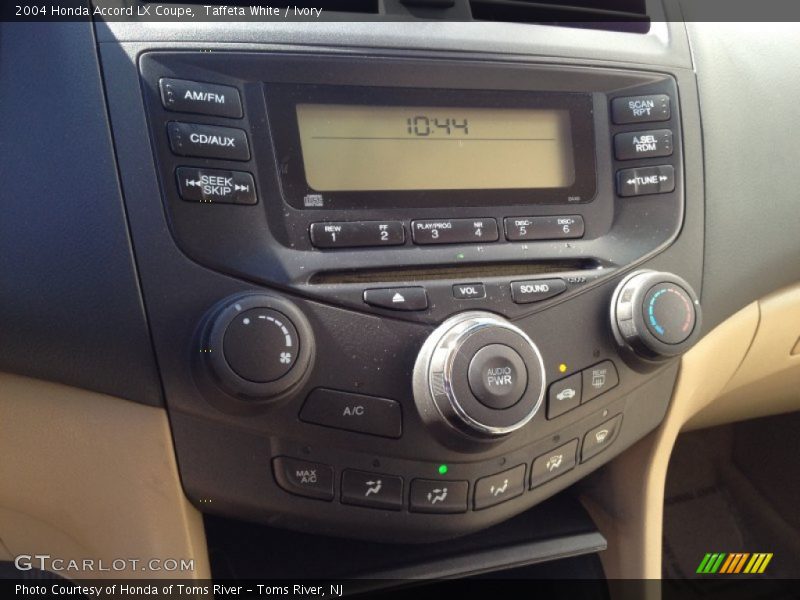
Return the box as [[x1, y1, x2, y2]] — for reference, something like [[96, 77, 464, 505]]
[[176, 167, 256, 205]]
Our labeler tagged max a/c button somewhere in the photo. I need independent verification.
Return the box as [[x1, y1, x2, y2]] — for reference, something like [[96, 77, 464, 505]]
[[300, 388, 402, 439], [273, 457, 334, 501]]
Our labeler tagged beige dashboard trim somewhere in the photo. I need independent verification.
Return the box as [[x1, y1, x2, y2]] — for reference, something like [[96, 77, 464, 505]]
[[0, 372, 210, 580]]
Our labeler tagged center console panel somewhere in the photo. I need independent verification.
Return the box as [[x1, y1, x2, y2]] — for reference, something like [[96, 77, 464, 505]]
[[98, 41, 704, 543]]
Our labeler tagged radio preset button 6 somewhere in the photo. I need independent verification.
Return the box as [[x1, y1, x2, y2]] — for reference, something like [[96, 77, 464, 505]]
[[614, 129, 673, 161], [363, 287, 428, 311], [159, 78, 243, 119], [617, 165, 675, 197], [167, 121, 250, 161], [176, 167, 256, 205], [309, 221, 404, 249], [411, 218, 499, 245], [505, 216, 584, 241], [510, 279, 567, 304], [611, 94, 671, 125]]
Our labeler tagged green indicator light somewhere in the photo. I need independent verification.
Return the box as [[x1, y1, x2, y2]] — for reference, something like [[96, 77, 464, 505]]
[[438, 464, 448, 475]]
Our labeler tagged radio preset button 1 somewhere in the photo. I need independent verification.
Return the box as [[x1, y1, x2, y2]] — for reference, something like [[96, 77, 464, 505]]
[[411, 218, 499, 245], [614, 129, 673, 161], [531, 439, 578, 488], [617, 165, 675, 197], [159, 78, 243, 119], [452, 283, 486, 300], [510, 279, 567, 304], [167, 122, 250, 161], [309, 221, 404, 249], [300, 388, 402, 439], [176, 167, 256, 205], [611, 94, 671, 125], [505, 216, 584, 241], [474, 464, 526, 510], [363, 287, 428, 311]]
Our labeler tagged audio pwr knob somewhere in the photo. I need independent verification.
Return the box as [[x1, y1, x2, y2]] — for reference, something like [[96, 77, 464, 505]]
[[611, 270, 702, 362], [413, 312, 546, 442]]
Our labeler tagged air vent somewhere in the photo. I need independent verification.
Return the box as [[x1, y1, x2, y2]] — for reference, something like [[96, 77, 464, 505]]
[[469, 0, 650, 33], [162, 0, 379, 14]]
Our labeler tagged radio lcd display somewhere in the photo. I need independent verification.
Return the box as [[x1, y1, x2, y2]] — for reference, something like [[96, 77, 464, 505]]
[[266, 84, 596, 209], [295, 104, 575, 192]]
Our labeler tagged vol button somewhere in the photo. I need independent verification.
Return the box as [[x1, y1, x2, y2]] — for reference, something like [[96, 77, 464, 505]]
[[467, 344, 528, 409]]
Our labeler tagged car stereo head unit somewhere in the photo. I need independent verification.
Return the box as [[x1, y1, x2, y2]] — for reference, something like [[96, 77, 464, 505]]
[[267, 85, 597, 209]]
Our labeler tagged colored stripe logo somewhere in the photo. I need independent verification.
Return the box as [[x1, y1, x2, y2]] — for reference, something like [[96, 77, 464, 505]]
[[696, 552, 773, 574]]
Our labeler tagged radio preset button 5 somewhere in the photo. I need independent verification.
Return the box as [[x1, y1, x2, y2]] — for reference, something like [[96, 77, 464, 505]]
[[159, 78, 243, 119], [363, 287, 428, 311], [611, 94, 671, 125], [510, 278, 567, 304], [614, 129, 673, 161], [309, 221, 404, 249], [167, 121, 250, 161], [617, 165, 675, 197], [505, 216, 584, 241], [176, 167, 256, 205], [411, 218, 499, 245]]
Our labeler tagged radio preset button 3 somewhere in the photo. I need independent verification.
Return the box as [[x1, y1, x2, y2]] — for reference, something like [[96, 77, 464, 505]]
[[617, 165, 676, 197], [505, 216, 584, 241], [176, 167, 256, 205], [611, 94, 671, 125], [159, 78, 243, 119], [167, 121, 250, 161], [614, 129, 673, 161], [309, 221, 404, 249], [411, 218, 499, 245], [510, 278, 567, 304]]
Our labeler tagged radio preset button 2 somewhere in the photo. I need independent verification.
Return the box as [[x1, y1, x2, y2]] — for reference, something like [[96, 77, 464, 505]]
[[411, 218, 499, 245], [617, 165, 675, 197], [510, 279, 567, 304], [176, 167, 256, 205], [363, 287, 428, 311], [167, 121, 250, 161], [611, 94, 671, 125], [505, 216, 584, 241], [614, 129, 673, 161], [309, 221, 404, 249], [159, 78, 243, 119]]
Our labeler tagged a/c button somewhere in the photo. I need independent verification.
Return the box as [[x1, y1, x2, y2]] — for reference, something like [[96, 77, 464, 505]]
[[300, 388, 402, 439]]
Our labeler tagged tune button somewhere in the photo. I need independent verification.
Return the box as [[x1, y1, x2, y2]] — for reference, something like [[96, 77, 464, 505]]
[[467, 344, 528, 410]]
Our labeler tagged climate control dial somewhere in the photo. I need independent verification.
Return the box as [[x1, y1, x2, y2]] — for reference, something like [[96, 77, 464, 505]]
[[611, 270, 701, 361], [413, 312, 545, 442]]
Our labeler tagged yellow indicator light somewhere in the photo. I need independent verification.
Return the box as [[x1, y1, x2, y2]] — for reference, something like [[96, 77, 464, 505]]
[[559, 363, 568, 373]]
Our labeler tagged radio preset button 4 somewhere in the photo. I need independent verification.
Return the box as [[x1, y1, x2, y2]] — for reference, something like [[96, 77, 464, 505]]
[[411, 218, 499, 245], [614, 129, 673, 161], [309, 221, 404, 249], [167, 121, 250, 161], [505, 216, 584, 241], [176, 167, 256, 204]]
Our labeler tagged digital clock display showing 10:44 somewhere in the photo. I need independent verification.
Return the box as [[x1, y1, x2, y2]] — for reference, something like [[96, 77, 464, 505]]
[[406, 116, 469, 136], [295, 103, 574, 191]]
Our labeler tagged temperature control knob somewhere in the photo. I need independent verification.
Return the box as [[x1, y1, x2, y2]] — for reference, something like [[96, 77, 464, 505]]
[[203, 294, 314, 399], [611, 271, 701, 361], [413, 312, 546, 441]]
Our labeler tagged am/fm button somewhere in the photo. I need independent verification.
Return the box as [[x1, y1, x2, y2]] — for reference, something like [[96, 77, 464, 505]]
[[510, 278, 567, 304]]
